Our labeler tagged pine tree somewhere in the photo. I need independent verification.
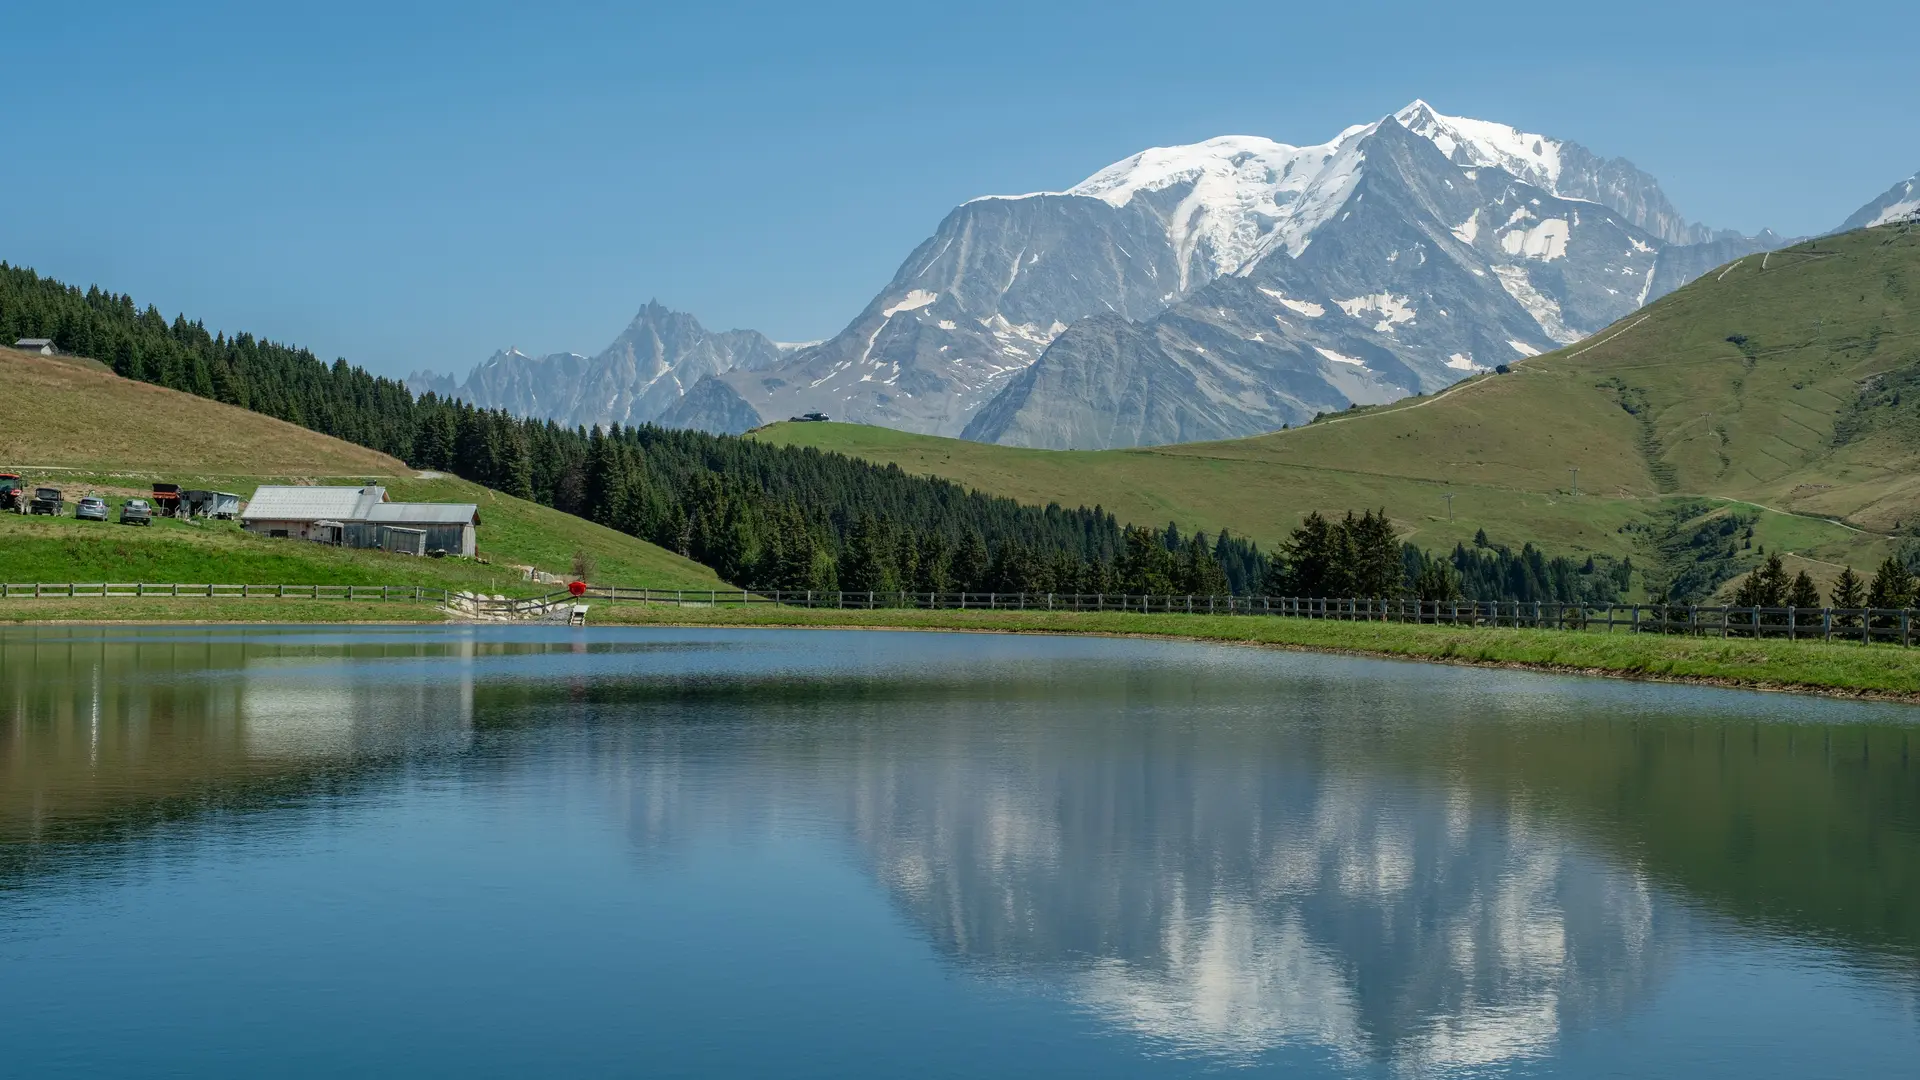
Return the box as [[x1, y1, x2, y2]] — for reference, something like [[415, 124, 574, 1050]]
[[1830, 565, 1866, 625], [916, 531, 952, 592], [1119, 526, 1175, 594], [1786, 570, 1821, 610], [1177, 534, 1230, 596], [1413, 552, 1463, 602], [953, 531, 990, 593], [838, 513, 896, 594], [1733, 552, 1788, 608], [1348, 509, 1403, 599], [1866, 556, 1916, 625], [1282, 511, 1347, 598]]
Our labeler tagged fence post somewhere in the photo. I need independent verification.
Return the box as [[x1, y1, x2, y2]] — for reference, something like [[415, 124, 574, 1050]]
[[1904, 609, 1912, 648], [1788, 606, 1796, 641], [1823, 608, 1832, 643]]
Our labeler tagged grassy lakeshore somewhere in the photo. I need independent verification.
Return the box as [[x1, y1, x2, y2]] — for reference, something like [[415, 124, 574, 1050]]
[[581, 605, 1920, 698], [0, 597, 450, 624], [6, 599, 1917, 698]]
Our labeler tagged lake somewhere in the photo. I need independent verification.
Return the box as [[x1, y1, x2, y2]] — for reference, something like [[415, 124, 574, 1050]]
[[2, 624, 1917, 1077]]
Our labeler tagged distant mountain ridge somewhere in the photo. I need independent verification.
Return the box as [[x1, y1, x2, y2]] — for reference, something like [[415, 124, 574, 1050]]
[[407, 301, 784, 433], [705, 100, 1799, 446], [414, 103, 1906, 448]]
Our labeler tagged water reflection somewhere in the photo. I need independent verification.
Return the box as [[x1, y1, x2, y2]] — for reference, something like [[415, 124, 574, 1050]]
[[3, 625, 1916, 1074], [593, 688, 1675, 1068]]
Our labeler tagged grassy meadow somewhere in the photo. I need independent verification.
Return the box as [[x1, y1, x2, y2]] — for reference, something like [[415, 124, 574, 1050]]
[[0, 346, 723, 592]]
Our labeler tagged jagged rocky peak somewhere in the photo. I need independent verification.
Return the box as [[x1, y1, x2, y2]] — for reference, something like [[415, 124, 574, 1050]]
[[411, 301, 783, 433], [421, 100, 1800, 445], [1392, 100, 1722, 246], [958, 107, 1788, 450]]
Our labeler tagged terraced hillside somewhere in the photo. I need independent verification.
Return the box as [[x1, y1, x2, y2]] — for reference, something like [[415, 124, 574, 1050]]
[[761, 225, 1920, 596], [0, 347, 722, 591]]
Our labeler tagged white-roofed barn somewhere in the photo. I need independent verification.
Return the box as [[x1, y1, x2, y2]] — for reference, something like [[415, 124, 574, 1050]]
[[240, 485, 479, 556]]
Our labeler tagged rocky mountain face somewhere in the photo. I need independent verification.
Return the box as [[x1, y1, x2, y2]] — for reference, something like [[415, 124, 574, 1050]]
[[657, 375, 765, 435], [1840, 172, 1919, 231], [407, 301, 785, 431], [958, 104, 1785, 447], [417, 101, 1823, 447]]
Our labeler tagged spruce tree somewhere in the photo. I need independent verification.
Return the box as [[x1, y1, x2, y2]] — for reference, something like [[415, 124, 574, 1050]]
[[1734, 552, 1788, 608], [1413, 552, 1462, 602], [916, 531, 952, 593], [1178, 534, 1230, 596], [1120, 526, 1175, 594], [838, 513, 896, 594], [1348, 509, 1403, 599], [1282, 511, 1342, 597], [1866, 556, 1916, 623], [1830, 566, 1866, 625], [953, 531, 990, 593], [1786, 571, 1821, 610]]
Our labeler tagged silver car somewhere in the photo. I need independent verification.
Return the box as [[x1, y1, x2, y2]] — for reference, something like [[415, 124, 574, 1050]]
[[75, 496, 109, 522]]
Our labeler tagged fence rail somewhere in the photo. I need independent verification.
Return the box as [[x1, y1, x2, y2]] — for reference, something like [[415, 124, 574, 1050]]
[[3, 583, 1917, 646], [0, 582, 451, 602], [567, 588, 1920, 646]]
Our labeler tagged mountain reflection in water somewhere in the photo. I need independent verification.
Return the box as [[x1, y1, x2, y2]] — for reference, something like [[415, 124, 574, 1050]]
[[2, 625, 1916, 1076]]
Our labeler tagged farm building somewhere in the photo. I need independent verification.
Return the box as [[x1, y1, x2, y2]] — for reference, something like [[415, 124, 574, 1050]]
[[240, 485, 479, 556], [13, 338, 55, 355]]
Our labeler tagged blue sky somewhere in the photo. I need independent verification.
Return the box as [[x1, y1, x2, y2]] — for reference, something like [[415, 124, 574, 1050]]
[[3, 1, 1912, 378]]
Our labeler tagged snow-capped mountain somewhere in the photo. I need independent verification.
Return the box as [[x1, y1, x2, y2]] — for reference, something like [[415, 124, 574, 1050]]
[[718, 100, 1781, 446], [1840, 172, 1919, 231], [407, 301, 785, 431], [415, 101, 1809, 446]]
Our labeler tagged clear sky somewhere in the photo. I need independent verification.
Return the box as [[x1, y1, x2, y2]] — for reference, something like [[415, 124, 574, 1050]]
[[3, 0, 1912, 379]]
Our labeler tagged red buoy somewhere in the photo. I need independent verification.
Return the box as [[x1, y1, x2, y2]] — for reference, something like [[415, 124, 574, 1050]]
[[568, 580, 587, 597]]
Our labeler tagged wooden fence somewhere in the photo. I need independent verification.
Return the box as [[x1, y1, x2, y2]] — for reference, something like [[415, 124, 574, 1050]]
[[4, 583, 1917, 646], [564, 588, 1920, 647], [0, 582, 451, 602]]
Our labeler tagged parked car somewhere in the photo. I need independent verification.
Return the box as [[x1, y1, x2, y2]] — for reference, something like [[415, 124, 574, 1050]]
[[120, 498, 153, 526], [29, 487, 64, 515], [0, 473, 23, 512], [75, 496, 109, 522]]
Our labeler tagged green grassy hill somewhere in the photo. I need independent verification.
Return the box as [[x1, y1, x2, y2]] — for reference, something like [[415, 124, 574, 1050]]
[[0, 347, 721, 592], [760, 226, 1920, 599]]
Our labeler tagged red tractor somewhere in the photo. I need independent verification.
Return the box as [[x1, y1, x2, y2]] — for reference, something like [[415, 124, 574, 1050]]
[[0, 473, 24, 513]]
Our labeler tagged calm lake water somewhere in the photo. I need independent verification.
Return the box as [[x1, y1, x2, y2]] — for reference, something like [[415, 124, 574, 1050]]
[[2, 625, 1917, 1078]]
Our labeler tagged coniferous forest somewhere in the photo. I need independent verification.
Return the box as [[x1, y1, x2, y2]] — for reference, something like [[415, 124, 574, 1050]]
[[2, 262, 1625, 602]]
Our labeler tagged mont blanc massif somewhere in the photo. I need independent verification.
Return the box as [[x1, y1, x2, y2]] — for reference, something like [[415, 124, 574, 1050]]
[[409, 101, 1905, 450]]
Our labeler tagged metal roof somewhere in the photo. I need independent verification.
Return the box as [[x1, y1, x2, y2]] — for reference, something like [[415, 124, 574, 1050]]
[[14, 338, 52, 347], [241, 485, 474, 527], [241, 485, 386, 522], [367, 502, 478, 525]]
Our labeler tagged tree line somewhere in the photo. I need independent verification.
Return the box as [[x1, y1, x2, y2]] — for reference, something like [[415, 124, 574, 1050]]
[[1274, 513, 1631, 605], [1734, 552, 1917, 623]]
